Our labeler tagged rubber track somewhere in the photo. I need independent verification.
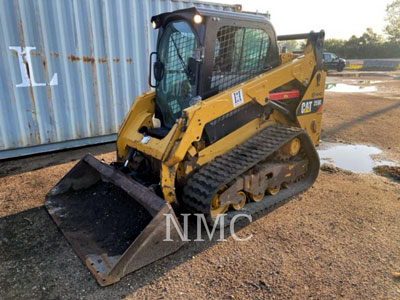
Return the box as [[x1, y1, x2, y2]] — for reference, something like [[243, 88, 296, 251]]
[[181, 125, 320, 225]]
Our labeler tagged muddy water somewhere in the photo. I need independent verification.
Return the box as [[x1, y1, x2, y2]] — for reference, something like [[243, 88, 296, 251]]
[[317, 142, 394, 173]]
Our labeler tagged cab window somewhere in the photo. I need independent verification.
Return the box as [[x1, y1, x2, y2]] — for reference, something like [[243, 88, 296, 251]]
[[211, 26, 270, 91], [156, 21, 198, 128]]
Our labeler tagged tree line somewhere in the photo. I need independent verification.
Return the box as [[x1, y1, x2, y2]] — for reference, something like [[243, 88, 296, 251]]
[[324, 29, 400, 59], [321, 0, 399, 59], [278, 0, 400, 59]]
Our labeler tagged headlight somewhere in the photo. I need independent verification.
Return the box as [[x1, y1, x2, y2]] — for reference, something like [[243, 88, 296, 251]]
[[193, 14, 203, 24]]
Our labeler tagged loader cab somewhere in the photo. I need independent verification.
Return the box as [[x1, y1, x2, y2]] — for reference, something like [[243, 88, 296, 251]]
[[150, 7, 280, 129]]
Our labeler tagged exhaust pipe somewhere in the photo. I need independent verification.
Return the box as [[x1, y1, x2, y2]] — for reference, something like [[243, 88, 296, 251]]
[[45, 154, 185, 286]]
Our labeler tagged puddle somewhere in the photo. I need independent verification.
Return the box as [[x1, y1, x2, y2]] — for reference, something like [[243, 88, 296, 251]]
[[361, 80, 382, 84], [317, 142, 394, 173], [325, 83, 377, 93]]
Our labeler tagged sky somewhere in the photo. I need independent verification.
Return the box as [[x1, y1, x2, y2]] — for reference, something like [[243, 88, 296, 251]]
[[208, 0, 393, 39]]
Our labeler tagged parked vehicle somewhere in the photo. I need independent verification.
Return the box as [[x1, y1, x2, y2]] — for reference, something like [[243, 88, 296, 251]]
[[323, 52, 346, 72]]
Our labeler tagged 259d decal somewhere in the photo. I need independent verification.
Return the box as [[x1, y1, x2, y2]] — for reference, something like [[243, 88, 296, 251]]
[[297, 98, 323, 116]]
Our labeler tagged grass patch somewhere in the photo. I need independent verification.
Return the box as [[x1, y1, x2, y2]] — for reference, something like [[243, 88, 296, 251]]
[[373, 165, 400, 182]]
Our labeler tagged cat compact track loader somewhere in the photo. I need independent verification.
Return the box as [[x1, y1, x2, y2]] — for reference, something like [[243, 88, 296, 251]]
[[45, 7, 326, 286]]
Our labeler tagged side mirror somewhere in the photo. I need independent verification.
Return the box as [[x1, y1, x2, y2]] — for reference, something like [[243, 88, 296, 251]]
[[154, 61, 164, 82], [148, 52, 164, 88], [187, 57, 201, 85]]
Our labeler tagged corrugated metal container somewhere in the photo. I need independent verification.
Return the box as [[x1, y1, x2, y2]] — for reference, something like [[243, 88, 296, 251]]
[[0, 0, 239, 159]]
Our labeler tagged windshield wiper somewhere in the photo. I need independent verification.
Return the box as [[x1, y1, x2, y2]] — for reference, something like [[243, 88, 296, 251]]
[[170, 35, 193, 81]]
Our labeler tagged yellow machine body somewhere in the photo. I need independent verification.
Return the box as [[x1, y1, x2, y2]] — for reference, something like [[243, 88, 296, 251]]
[[117, 43, 325, 204], [45, 7, 326, 286]]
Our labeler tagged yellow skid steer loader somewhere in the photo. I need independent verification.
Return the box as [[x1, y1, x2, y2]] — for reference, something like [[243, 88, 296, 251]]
[[45, 7, 326, 286]]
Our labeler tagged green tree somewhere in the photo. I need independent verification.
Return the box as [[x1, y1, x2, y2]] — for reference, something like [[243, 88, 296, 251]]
[[359, 28, 383, 44], [277, 40, 298, 52], [324, 39, 346, 56], [323, 28, 400, 59], [384, 0, 400, 42]]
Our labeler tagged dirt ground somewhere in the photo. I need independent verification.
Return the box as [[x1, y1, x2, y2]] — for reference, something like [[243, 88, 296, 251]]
[[322, 75, 400, 162], [1, 73, 400, 300]]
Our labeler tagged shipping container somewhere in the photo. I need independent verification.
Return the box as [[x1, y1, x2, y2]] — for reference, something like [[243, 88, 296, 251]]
[[0, 0, 240, 159]]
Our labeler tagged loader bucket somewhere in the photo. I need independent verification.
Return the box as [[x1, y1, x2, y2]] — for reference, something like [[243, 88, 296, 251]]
[[45, 154, 185, 286]]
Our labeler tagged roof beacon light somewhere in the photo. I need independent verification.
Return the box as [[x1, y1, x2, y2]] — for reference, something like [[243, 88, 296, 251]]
[[193, 14, 203, 24]]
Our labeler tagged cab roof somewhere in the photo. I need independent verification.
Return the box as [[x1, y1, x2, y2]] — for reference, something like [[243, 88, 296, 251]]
[[151, 7, 272, 28]]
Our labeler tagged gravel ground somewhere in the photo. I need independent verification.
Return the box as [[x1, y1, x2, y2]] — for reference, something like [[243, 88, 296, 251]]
[[0, 75, 399, 300]]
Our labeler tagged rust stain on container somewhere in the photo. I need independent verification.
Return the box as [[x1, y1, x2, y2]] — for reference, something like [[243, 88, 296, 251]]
[[31, 52, 40, 56], [113, 58, 120, 63], [50, 52, 59, 57], [24, 61, 31, 78], [83, 56, 95, 63], [126, 58, 132, 63], [68, 55, 81, 62], [104, 57, 114, 126], [16, 13, 40, 145], [87, 13, 102, 133], [28, 84, 41, 144], [18, 12, 41, 146], [98, 58, 107, 63], [43, 53, 56, 136], [18, 20, 26, 49], [35, 132, 41, 143]]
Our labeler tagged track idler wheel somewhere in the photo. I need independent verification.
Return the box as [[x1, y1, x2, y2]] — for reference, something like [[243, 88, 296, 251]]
[[231, 191, 247, 210], [248, 191, 265, 202], [210, 185, 229, 219], [282, 138, 301, 157], [267, 185, 281, 196]]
